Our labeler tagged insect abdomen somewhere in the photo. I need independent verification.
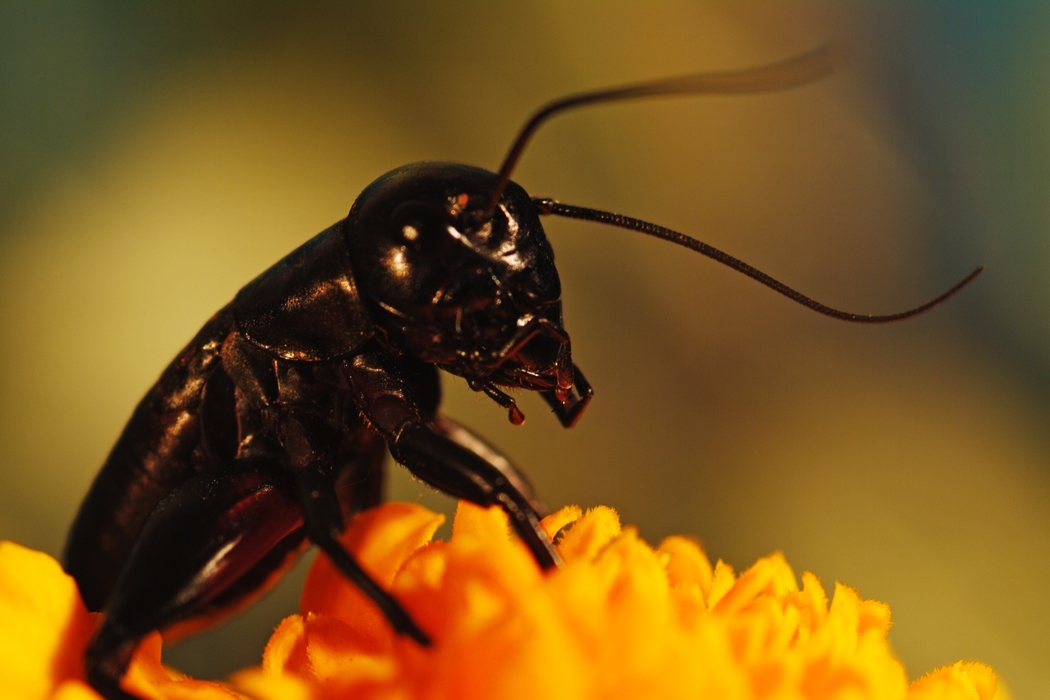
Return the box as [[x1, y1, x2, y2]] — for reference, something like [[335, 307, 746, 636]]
[[63, 309, 234, 611]]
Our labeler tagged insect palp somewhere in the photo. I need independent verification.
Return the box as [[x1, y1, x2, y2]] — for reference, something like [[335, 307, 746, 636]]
[[469, 379, 526, 425]]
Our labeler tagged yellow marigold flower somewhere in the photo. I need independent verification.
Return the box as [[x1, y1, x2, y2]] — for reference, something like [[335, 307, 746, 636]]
[[0, 503, 1004, 700], [238, 502, 1003, 700]]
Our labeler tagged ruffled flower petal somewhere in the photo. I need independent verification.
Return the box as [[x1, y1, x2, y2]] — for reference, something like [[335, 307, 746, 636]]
[[257, 502, 1001, 700], [907, 662, 1002, 700], [1, 502, 1002, 700], [0, 542, 96, 700]]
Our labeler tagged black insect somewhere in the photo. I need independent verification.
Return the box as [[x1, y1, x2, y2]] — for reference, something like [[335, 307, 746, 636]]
[[64, 44, 981, 700]]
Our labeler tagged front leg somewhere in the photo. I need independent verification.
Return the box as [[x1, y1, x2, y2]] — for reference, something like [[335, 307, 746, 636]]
[[394, 423, 561, 569], [435, 415, 548, 517], [346, 348, 561, 570]]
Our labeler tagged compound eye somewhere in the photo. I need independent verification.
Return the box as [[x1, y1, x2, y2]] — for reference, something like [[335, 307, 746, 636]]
[[389, 201, 458, 257]]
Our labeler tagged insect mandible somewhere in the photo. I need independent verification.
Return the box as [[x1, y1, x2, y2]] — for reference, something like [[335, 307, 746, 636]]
[[63, 44, 982, 700]]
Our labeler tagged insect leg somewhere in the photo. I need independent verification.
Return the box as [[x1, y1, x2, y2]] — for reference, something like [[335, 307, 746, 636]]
[[84, 469, 306, 700], [391, 421, 561, 569], [345, 347, 561, 570], [434, 415, 548, 517], [276, 411, 431, 646]]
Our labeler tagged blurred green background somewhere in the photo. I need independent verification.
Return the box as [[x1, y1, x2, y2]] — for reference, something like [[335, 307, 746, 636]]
[[1, 1, 1047, 696]]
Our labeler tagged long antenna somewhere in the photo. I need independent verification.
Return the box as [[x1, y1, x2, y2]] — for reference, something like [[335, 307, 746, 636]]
[[483, 42, 847, 219], [535, 199, 983, 323]]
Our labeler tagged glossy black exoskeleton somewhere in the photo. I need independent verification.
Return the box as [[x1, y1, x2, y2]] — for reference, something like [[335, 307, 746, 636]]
[[64, 45, 982, 700]]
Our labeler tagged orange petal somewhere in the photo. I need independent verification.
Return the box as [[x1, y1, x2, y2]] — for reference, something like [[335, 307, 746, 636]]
[[451, 501, 510, 542], [388, 542, 451, 635], [857, 597, 893, 637], [229, 667, 314, 700], [908, 662, 999, 700], [713, 555, 797, 616], [797, 571, 829, 638], [262, 615, 309, 676], [304, 614, 398, 689], [706, 559, 737, 609], [121, 632, 174, 698], [556, 506, 621, 562], [52, 680, 104, 700], [0, 541, 96, 699], [540, 505, 582, 542], [656, 535, 713, 594]]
